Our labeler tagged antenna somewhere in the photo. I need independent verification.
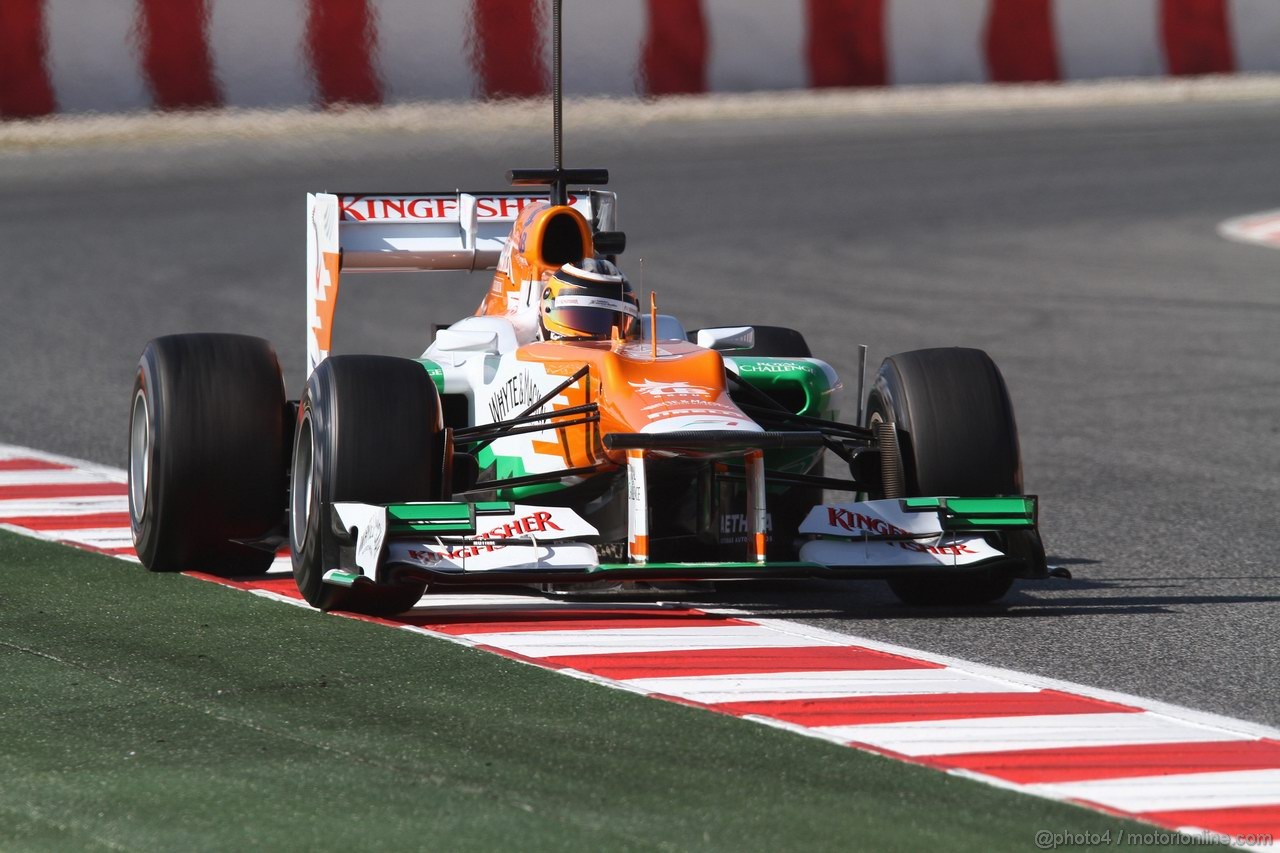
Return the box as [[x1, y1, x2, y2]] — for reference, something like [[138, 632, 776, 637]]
[[650, 291, 658, 361], [552, 0, 563, 195], [507, 0, 610, 205]]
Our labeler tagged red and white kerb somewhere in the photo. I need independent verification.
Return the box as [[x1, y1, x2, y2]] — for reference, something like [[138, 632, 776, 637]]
[[2, 442, 1278, 850]]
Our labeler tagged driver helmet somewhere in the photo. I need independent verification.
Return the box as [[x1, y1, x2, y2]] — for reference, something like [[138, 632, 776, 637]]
[[539, 259, 639, 341]]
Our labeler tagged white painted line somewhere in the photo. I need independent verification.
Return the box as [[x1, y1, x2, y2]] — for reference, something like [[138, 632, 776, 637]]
[[2, 522, 132, 555], [715, 614, 1280, 742], [625, 667, 1032, 704], [0, 497, 129, 516], [0, 469, 126, 486], [820, 712, 1250, 757], [249, 589, 312, 608], [0, 446, 126, 479], [1219, 208, 1280, 250], [1032, 768, 1280, 813], [460, 626, 834, 657], [45, 528, 136, 549]]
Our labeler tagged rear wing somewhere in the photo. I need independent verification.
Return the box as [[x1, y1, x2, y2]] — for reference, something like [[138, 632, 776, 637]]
[[305, 190, 617, 372]]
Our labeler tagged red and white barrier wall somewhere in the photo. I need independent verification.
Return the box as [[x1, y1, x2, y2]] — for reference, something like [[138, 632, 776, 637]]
[[3, 0, 1280, 119]]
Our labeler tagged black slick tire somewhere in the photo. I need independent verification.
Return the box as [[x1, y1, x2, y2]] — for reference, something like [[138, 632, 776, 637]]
[[129, 334, 287, 576], [865, 347, 1032, 606], [290, 355, 441, 615]]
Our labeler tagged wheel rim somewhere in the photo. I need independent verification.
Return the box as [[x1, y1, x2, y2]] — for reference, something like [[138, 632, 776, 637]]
[[290, 412, 314, 552], [129, 389, 149, 524]]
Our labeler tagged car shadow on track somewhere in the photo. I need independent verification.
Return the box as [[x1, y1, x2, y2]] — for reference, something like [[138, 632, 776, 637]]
[[708, 561, 1280, 621]]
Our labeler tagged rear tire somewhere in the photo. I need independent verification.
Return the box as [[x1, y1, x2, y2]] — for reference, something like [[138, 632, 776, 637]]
[[290, 356, 441, 615], [129, 334, 287, 575], [865, 347, 1029, 606]]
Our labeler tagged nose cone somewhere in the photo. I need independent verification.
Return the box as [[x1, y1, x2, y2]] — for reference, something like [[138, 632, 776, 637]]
[[597, 341, 762, 436]]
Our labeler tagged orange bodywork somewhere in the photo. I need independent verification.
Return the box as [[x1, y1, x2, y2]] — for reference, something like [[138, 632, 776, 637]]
[[313, 251, 342, 356], [478, 200, 594, 319], [516, 339, 752, 467], [476, 201, 755, 471]]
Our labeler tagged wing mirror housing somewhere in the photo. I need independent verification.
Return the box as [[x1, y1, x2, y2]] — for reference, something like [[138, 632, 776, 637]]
[[695, 326, 755, 351], [433, 328, 500, 353], [593, 230, 626, 256]]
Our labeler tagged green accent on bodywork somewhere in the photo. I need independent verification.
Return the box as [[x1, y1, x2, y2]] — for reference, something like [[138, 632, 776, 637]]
[[388, 503, 473, 522], [387, 502, 476, 534], [731, 357, 836, 419], [320, 570, 361, 587], [414, 358, 446, 394], [385, 501, 518, 534], [903, 497, 1038, 529], [730, 357, 835, 476], [475, 446, 568, 499], [469, 357, 839, 493]]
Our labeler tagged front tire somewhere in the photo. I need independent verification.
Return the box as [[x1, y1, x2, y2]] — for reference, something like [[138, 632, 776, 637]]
[[865, 347, 1036, 606], [129, 334, 287, 575], [290, 356, 442, 615]]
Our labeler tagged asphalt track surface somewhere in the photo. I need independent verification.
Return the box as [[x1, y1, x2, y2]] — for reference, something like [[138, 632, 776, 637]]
[[2, 96, 1278, 729]]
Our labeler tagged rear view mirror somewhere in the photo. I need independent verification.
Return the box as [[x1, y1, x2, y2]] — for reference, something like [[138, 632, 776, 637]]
[[594, 231, 626, 256], [695, 326, 755, 351]]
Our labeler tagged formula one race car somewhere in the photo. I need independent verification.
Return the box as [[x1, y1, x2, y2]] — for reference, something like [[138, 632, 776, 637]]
[[127, 180, 1046, 613], [126, 9, 1046, 616]]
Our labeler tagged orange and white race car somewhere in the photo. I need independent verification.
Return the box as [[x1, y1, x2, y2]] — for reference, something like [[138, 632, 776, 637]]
[[126, 165, 1046, 615], [126, 2, 1046, 615]]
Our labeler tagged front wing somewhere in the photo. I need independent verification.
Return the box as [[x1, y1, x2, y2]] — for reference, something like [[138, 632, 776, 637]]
[[320, 497, 1041, 590]]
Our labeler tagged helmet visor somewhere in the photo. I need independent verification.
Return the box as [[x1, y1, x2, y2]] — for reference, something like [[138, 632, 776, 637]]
[[546, 294, 638, 339]]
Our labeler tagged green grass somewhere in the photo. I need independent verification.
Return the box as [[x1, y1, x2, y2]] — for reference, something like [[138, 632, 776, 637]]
[[0, 531, 1221, 852]]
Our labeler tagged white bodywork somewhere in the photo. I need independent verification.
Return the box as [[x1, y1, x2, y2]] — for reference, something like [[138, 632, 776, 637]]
[[798, 500, 1005, 568], [305, 190, 614, 374], [334, 502, 600, 578]]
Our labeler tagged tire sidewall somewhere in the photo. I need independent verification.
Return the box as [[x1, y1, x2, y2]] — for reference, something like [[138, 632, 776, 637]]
[[866, 348, 1021, 498], [866, 347, 1027, 605], [128, 334, 286, 574], [291, 370, 343, 610], [130, 354, 167, 566], [289, 356, 441, 612]]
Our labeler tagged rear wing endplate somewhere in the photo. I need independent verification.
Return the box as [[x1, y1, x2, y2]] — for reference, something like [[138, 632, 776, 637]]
[[305, 190, 617, 371]]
